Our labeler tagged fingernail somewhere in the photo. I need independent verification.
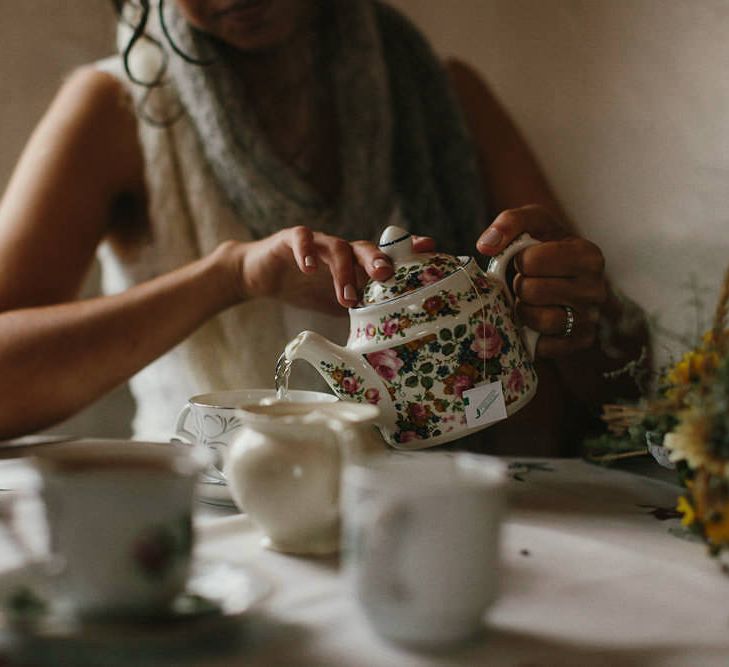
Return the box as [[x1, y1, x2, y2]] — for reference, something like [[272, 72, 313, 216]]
[[479, 228, 503, 248], [373, 258, 390, 270], [344, 284, 358, 302], [304, 255, 316, 268]]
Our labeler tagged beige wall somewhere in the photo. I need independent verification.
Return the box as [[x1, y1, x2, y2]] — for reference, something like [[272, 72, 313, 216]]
[[391, 0, 729, 360], [1, 2, 116, 186], [2, 1, 728, 437]]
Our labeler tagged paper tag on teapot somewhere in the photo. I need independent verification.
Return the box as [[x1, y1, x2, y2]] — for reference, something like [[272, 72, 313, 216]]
[[463, 381, 507, 429]]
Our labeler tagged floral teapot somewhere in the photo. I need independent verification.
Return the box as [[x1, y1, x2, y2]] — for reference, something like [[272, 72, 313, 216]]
[[282, 226, 540, 449]]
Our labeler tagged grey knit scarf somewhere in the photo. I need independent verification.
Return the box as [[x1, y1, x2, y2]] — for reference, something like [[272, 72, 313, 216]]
[[161, 0, 486, 253]]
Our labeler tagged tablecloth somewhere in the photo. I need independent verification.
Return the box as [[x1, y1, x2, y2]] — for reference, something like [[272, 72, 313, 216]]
[[2, 456, 728, 666]]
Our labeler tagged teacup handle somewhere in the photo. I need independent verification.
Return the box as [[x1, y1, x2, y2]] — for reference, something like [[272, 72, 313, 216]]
[[173, 407, 228, 484], [486, 233, 541, 360], [173, 405, 197, 444], [0, 492, 35, 564]]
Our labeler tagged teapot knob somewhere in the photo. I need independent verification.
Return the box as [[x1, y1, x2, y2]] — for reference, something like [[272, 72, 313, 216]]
[[378, 225, 414, 262]]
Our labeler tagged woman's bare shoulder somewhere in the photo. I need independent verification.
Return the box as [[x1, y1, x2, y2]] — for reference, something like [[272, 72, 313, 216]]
[[45, 65, 130, 133], [0, 65, 147, 276], [38, 64, 143, 191]]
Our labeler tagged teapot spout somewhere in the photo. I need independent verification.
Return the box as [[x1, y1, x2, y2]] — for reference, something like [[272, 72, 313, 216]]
[[280, 330, 368, 395], [282, 330, 339, 367], [280, 331, 396, 434]]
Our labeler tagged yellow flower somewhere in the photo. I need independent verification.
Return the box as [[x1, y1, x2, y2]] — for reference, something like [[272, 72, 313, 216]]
[[676, 495, 695, 526], [665, 350, 717, 387], [665, 356, 692, 386], [704, 513, 729, 545], [690, 469, 729, 546], [663, 332, 722, 392], [701, 329, 727, 348]]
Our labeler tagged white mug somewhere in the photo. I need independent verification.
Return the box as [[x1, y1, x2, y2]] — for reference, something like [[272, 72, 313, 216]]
[[34, 439, 210, 618], [174, 389, 338, 482], [341, 452, 507, 646]]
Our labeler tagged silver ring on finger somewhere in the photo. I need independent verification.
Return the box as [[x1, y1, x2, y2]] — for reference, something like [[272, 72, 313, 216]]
[[562, 305, 575, 338]]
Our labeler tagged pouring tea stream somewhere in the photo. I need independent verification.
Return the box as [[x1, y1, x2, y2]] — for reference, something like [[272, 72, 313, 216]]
[[279, 225, 541, 449]]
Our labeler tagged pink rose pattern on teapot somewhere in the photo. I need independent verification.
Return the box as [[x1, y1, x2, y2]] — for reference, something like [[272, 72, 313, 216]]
[[361, 254, 464, 305], [319, 265, 536, 445]]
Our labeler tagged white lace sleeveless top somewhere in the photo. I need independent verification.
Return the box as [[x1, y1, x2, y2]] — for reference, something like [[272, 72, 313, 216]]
[[95, 56, 347, 441]]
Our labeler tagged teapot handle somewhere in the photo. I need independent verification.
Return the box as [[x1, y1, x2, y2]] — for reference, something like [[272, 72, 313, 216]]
[[485, 233, 541, 360]]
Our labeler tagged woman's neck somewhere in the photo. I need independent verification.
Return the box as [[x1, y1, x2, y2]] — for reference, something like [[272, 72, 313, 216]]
[[221, 3, 321, 104], [220, 8, 341, 203], [233, 43, 312, 98]]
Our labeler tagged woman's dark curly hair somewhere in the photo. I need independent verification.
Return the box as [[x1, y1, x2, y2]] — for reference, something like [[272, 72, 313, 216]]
[[109, 0, 212, 89], [109, 0, 214, 124]]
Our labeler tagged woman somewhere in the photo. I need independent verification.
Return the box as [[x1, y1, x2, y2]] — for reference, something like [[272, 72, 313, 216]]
[[0, 0, 646, 453]]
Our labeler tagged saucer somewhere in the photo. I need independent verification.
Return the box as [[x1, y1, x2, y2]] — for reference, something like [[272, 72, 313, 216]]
[[0, 559, 270, 666], [196, 477, 237, 509]]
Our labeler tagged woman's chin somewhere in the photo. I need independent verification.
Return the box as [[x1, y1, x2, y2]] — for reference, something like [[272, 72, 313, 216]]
[[212, 0, 313, 54]]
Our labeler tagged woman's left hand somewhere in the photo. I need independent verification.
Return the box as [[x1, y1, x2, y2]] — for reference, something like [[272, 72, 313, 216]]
[[476, 204, 607, 357]]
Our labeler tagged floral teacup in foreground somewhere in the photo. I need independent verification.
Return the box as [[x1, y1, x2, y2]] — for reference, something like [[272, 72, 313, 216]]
[[281, 225, 540, 449], [32, 439, 210, 618]]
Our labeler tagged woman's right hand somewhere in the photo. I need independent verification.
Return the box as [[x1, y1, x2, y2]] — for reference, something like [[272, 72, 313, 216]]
[[223, 226, 397, 314]]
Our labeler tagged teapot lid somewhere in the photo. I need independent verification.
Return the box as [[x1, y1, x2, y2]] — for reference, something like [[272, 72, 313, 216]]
[[358, 226, 466, 307]]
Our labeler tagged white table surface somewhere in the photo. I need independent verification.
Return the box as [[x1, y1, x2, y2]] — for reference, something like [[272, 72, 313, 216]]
[[1, 455, 728, 666]]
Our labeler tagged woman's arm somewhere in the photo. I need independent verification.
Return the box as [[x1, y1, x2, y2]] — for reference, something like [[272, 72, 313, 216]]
[[0, 67, 139, 310], [0, 67, 394, 438], [0, 248, 238, 438], [447, 58, 649, 453], [446, 60, 566, 222]]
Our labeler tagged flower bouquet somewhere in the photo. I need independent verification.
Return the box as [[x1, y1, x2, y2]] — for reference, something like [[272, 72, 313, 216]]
[[659, 327, 729, 558], [591, 267, 729, 560]]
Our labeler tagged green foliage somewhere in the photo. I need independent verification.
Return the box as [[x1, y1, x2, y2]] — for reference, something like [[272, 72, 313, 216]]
[[707, 355, 729, 460], [582, 407, 678, 463]]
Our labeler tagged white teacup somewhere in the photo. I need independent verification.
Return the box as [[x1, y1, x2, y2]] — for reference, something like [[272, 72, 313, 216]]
[[34, 439, 210, 618], [174, 389, 338, 482], [341, 452, 507, 646]]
